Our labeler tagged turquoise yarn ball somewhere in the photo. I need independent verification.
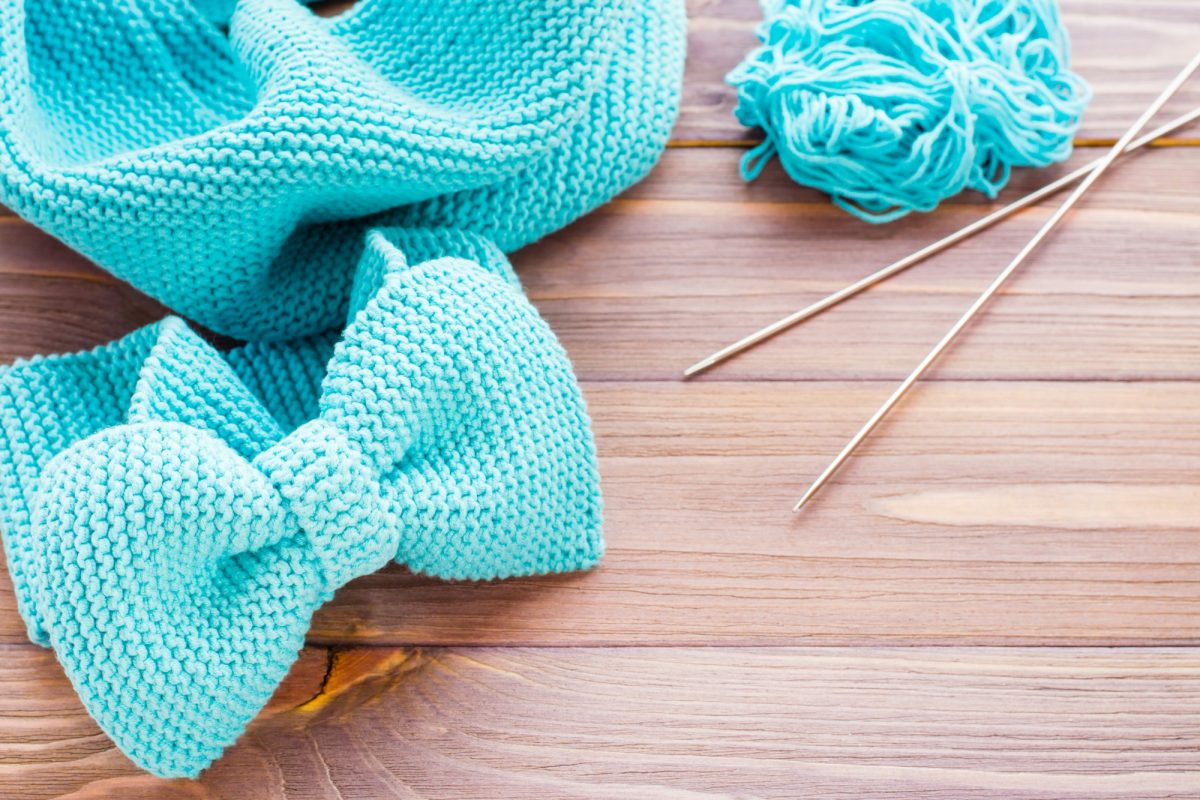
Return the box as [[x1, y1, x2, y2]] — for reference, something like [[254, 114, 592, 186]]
[[727, 0, 1092, 222]]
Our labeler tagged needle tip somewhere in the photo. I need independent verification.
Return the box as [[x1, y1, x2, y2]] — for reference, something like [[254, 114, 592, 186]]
[[792, 485, 819, 513], [682, 360, 710, 379]]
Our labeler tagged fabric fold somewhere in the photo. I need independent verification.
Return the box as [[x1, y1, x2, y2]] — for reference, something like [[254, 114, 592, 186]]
[[0, 0, 687, 340]]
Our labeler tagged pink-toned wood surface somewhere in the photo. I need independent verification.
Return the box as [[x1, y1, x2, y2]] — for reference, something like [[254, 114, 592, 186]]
[[0, 1, 1197, 797], [6, 647, 1200, 800]]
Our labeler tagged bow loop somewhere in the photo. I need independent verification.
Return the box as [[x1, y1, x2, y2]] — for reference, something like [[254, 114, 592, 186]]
[[31, 420, 318, 777], [319, 232, 604, 580], [127, 317, 285, 459]]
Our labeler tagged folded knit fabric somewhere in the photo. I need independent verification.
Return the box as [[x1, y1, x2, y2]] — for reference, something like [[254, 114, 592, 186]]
[[0, 228, 602, 777], [0, 0, 686, 340]]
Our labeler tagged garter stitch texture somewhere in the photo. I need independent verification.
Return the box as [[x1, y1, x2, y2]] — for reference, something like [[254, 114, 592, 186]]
[[0, 0, 686, 340], [0, 0, 684, 777], [0, 228, 603, 777]]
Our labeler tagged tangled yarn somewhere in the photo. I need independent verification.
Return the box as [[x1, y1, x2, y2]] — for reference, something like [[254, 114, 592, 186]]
[[727, 0, 1091, 222]]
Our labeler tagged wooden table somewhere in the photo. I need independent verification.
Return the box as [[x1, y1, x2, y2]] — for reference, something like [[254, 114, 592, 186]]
[[2, 2, 1198, 797]]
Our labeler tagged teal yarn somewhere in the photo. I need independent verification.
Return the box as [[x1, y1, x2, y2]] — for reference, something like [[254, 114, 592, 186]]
[[0, 228, 603, 777], [728, 0, 1091, 222], [0, 0, 686, 340]]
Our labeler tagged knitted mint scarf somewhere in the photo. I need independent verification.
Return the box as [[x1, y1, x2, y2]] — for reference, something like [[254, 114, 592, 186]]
[[0, 0, 685, 340], [0, 0, 686, 778]]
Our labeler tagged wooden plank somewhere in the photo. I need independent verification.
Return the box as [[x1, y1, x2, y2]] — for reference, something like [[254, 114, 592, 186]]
[[0, 646, 327, 800], [678, 0, 1200, 142], [1, 380, 1193, 647], [2, 148, 1197, 382], [302, 380, 1200, 646], [3, 645, 1198, 799], [522, 146, 1200, 382]]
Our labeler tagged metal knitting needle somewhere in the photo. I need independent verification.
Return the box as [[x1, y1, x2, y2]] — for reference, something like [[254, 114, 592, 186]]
[[684, 105, 1200, 379], [794, 51, 1200, 513]]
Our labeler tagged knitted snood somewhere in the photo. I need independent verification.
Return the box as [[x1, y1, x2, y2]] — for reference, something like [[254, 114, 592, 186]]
[[0, 0, 686, 340]]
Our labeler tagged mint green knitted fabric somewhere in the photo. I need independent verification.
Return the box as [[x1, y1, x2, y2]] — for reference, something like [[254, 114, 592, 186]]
[[0, 0, 686, 340], [0, 0, 686, 777], [0, 228, 603, 777]]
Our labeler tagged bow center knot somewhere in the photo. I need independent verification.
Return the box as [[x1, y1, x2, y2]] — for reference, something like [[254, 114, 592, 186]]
[[254, 419, 397, 591]]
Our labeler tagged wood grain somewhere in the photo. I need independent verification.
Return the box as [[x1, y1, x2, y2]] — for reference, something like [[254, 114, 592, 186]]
[[0, 1, 1198, 796], [520, 147, 1200, 382], [0, 381, 1194, 647], [4, 646, 1199, 800], [678, 0, 1200, 142], [239, 380, 1200, 646], [3, 147, 1198, 382]]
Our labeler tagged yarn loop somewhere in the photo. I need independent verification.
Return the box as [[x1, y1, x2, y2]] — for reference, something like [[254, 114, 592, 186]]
[[729, 0, 1091, 222]]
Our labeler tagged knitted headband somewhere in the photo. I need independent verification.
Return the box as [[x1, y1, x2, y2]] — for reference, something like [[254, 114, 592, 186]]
[[0, 227, 604, 776], [0, 0, 686, 340]]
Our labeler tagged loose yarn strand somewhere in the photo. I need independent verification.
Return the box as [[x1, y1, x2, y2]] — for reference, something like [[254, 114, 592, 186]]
[[728, 0, 1092, 222]]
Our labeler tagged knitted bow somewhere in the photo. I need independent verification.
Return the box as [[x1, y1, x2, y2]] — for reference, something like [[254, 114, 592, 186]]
[[0, 230, 602, 777]]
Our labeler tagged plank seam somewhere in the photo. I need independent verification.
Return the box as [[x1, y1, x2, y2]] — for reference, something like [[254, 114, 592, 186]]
[[4, 642, 1200, 651], [581, 377, 1200, 384], [667, 138, 1200, 149]]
